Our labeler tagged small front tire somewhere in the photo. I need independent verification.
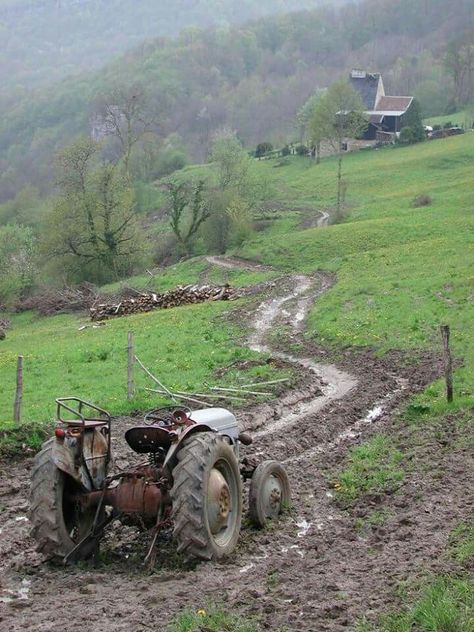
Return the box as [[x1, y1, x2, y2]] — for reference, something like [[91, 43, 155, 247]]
[[249, 460, 290, 528]]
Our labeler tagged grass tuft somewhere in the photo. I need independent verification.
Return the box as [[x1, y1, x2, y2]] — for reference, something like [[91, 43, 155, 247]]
[[333, 435, 405, 502], [359, 576, 474, 632], [170, 605, 259, 632]]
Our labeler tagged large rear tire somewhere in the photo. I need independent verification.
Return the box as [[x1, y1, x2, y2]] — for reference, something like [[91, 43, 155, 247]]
[[171, 432, 242, 561], [29, 438, 99, 561]]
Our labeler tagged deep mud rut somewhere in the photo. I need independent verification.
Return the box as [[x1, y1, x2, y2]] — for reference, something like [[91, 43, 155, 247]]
[[1, 256, 472, 632]]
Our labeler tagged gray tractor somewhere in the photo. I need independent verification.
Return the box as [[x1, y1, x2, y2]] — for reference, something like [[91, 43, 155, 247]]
[[30, 398, 290, 563]]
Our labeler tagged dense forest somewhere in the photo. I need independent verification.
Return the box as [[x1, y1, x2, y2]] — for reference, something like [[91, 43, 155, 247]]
[[0, 0, 346, 101]]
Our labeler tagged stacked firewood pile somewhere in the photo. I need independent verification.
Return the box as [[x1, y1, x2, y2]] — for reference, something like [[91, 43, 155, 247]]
[[90, 284, 240, 321]]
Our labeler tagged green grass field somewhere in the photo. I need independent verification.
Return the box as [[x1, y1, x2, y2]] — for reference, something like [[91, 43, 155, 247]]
[[424, 110, 470, 127], [0, 296, 291, 440]]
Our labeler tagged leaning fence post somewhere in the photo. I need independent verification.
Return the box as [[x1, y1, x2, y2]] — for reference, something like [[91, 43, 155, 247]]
[[440, 325, 453, 403], [13, 355, 23, 423], [127, 331, 135, 401]]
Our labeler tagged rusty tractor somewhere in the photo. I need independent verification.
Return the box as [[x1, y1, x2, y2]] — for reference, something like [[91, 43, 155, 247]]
[[30, 398, 290, 564]]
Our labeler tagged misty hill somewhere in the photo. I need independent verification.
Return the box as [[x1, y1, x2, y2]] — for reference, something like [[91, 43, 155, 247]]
[[0, 0, 346, 101], [0, 0, 472, 204]]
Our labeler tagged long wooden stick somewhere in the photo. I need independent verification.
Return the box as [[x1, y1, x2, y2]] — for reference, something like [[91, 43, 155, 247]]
[[145, 385, 246, 403], [240, 378, 290, 388], [135, 356, 178, 403], [210, 386, 271, 396], [13, 355, 23, 423], [440, 325, 453, 403], [144, 388, 210, 407], [127, 331, 134, 401]]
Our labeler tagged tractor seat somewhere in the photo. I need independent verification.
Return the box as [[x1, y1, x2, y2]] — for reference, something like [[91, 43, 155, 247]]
[[125, 426, 177, 453]]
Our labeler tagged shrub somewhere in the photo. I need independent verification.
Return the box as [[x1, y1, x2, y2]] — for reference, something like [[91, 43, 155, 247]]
[[255, 142, 273, 158], [412, 194, 432, 208], [281, 145, 291, 156], [296, 144, 308, 156], [399, 126, 416, 144]]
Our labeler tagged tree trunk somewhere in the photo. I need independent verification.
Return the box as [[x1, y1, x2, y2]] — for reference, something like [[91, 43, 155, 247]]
[[336, 153, 343, 215]]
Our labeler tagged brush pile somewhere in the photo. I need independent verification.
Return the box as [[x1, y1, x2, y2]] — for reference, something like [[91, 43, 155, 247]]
[[15, 285, 100, 316], [90, 284, 240, 320]]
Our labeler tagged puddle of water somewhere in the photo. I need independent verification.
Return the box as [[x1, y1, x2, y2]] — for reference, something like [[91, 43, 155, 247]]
[[296, 519, 311, 537], [365, 406, 384, 422], [239, 563, 255, 574], [0, 579, 31, 604]]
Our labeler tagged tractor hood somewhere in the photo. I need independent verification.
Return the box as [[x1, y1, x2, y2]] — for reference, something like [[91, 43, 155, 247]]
[[190, 408, 239, 440]]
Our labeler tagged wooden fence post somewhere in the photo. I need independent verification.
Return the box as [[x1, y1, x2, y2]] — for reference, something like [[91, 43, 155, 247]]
[[127, 331, 134, 401], [440, 325, 453, 403], [13, 355, 23, 422]]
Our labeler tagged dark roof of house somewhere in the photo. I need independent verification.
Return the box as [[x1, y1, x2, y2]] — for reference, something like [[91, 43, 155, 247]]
[[369, 113, 384, 125], [374, 96, 413, 114], [350, 71, 381, 110]]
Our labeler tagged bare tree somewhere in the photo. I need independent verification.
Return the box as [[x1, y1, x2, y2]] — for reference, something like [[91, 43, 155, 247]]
[[95, 83, 160, 177], [445, 33, 474, 107], [44, 137, 145, 283]]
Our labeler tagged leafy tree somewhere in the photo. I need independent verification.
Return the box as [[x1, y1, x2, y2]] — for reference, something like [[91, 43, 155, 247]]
[[166, 180, 210, 255], [0, 223, 36, 307], [310, 79, 367, 214], [297, 91, 326, 162], [43, 137, 145, 284], [400, 98, 425, 143], [210, 131, 253, 193], [207, 131, 259, 253]]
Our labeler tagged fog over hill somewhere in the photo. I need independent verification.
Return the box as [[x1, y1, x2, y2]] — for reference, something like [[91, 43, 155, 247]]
[[0, 0, 349, 99]]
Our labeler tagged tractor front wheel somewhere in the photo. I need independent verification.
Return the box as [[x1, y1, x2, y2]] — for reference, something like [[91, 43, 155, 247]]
[[171, 432, 242, 560], [29, 439, 99, 561], [249, 460, 290, 528]]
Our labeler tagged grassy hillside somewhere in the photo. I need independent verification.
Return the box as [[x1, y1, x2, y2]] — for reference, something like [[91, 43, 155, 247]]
[[237, 134, 474, 416], [1, 133, 472, 437]]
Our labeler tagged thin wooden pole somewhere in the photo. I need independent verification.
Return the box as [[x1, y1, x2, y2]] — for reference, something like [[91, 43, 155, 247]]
[[440, 325, 453, 403], [127, 331, 134, 401], [13, 355, 23, 423], [135, 355, 179, 403]]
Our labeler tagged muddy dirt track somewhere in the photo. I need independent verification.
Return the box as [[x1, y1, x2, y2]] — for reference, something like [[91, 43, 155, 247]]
[[1, 257, 472, 631]]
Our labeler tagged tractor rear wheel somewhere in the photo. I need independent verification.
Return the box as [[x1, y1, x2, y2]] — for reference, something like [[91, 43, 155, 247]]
[[249, 460, 290, 528], [29, 439, 99, 561], [171, 432, 242, 560]]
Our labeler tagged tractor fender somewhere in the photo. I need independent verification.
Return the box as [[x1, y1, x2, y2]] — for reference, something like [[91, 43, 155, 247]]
[[52, 428, 109, 491], [163, 424, 237, 475]]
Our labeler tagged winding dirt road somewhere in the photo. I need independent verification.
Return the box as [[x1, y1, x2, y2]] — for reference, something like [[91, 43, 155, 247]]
[[0, 254, 464, 632]]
